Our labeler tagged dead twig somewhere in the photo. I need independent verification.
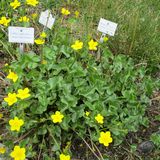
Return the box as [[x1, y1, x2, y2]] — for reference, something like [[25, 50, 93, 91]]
[[88, 128, 104, 160], [14, 129, 34, 144], [74, 130, 101, 160], [134, 63, 147, 67]]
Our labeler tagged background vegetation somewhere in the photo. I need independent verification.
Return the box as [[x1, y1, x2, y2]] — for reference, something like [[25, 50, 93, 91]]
[[0, 0, 160, 65], [64, 0, 160, 64]]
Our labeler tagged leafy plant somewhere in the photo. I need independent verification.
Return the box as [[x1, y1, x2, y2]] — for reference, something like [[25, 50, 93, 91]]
[[1, 39, 158, 159], [151, 132, 160, 149]]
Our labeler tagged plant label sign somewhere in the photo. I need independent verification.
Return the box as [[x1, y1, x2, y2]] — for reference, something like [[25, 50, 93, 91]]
[[98, 18, 118, 36], [39, 10, 55, 29], [8, 26, 34, 44]]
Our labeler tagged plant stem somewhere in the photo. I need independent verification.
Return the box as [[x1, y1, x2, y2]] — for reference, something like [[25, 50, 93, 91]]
[[14, 129, 34, 144], [88, 129, 104, 160], [47, 127, 61, 152], [0, 40, 15, 60], [74, 130, 101, 160]]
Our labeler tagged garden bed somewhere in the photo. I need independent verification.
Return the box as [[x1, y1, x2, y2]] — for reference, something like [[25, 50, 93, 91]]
[[0, 0, 160, 160]]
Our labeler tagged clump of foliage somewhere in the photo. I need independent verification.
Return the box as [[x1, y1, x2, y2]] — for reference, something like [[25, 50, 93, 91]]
[[1, 41, 157, 159], [151, 132, 160, 150]]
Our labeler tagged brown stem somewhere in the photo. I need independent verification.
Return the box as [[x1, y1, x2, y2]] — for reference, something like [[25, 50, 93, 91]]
[[14, 129, 34, 144]]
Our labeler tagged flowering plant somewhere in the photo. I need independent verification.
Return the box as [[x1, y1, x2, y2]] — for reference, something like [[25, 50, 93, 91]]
[[1, 38, 157, 159], [0, 1, 158, 159]]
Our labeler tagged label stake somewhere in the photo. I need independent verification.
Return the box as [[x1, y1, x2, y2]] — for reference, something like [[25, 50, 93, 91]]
[[19, 43, 24, 54]]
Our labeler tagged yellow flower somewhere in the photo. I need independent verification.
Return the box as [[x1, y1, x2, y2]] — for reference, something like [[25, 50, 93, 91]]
[[19, 16, 30, 22], [41, 60, 47, 64], [35, 39, 45, 45], [0, 17, 11, 26], [7, 70, 18, 82], [61, 8, 70, 16], [26, 0, 39, 6], [95, 114, 104, 124], [74, 11, 80, 18], [10, 146, 26, 160], [60, 153, 71, 160], [9, 117, 24, 132], [10, 0, 21, 9], [4, 93, 17, 106], [5, 63, 9, 66], [103, 36, 109, 42], [88, 39, 98, 51], [71, 40, 83, 50], [99, 131, 113, 147], [16, 88, 31, 100], [51, 111, 64, 123], [0, 147, 6, 154], [85, 111, 90, 116], [31, 13, 38, 19], [0, 113, 3, 119], [40, 32, 47, 38]]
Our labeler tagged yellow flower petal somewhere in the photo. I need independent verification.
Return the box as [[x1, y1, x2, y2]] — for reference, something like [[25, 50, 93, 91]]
[[61, 8, 70, 16], [88, 39, 98, 51], [0, 113, 3, 119], [95, 114, 104, 124], [103, 36, 109, 42], [19, 16, 29, 22], [99, 131, 113, 147], [26, 0, 39, 6], [35, 39, 45, 45], [74, 11, 80, 18], [10, 145, 26, 160], [85, 111, 90, 116], [16, 88, 31, 100], [40, 32, 47, 38], [0, 17, 11, 26], [0, 147, 6, 154], [31, 13, 38, 19], [10, 0, 21, 9], [60, 153, 71, 160], [51, 111, 64, 123], [4, 93, 17, 106], [71, 40, 83, 50], [9, 116, 24, 132], [7, 70, 18, 82]]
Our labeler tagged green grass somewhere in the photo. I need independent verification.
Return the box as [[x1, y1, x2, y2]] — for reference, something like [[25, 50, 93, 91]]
[[70, 0, 160, 64], [0, 0, 159, 64]]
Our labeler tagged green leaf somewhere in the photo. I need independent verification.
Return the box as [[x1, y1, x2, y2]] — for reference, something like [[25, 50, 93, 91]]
[[60, 45, 70, 58], [61, 115, 70, 131], [38, 125, 47, 135], [43, 46, 57, 61]]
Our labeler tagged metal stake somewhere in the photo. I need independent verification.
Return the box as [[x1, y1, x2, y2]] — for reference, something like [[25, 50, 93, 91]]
[[19, 43, 24, 54], [100, 33, 106, 43]]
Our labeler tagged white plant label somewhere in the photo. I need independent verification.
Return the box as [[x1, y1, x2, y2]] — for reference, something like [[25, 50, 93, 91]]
[[98, 18, 118, 36], [39, 10, 55, 29], [8, 26, 34, 44]]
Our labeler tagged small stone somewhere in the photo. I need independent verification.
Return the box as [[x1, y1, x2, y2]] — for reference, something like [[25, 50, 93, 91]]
[[138, 141, 154, 154]]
